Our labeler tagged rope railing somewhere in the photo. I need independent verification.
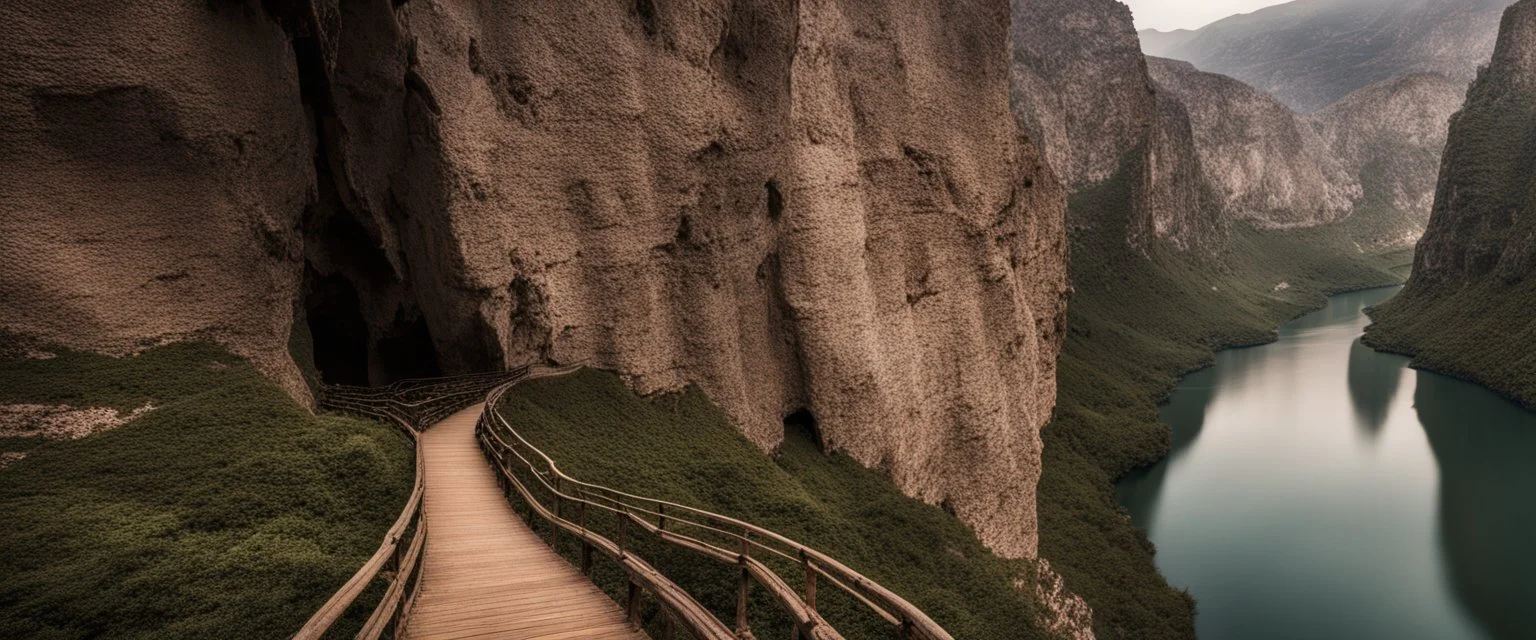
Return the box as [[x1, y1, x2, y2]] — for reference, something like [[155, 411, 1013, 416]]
[[294, 369, 528, 640], [477, 367, 955, 640]]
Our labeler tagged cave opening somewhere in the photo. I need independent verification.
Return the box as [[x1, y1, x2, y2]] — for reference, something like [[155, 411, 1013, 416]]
[[375, 306, 443, 382], [783, 408, 824, 452], [303, 266, 371, 386]]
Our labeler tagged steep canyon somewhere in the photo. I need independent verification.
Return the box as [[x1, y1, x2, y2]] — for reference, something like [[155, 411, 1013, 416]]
[[0, 0, 1068, 559]]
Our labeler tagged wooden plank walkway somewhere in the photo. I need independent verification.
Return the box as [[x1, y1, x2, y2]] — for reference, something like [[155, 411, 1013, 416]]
[[404, 403, 647, 640]]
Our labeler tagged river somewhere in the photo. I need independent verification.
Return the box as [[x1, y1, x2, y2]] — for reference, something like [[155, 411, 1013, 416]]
[[1116, 287, 1536, 640]]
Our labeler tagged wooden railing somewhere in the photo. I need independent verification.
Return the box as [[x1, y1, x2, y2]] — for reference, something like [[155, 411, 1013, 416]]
[[294, 369, 528, 640], [477, 367, 955, 640]]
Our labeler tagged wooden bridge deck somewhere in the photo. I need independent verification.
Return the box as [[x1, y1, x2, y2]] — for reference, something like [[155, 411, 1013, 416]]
[[404, 404, 646, 640]]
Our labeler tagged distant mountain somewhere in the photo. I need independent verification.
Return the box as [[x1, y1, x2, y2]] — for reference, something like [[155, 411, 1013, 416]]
[[1148, 57, 1360, 229], [1310, 73, 1466, 244], [1139, 0, 1514, 112]]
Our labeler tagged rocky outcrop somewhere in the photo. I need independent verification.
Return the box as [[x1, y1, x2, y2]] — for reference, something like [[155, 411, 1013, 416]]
[[1310, 73, 1466, 245], [1141, 0, 1515, 113], [0, 0, 1068, 559], [1010, 0, 1220, 250], [1398, 0, 1536, 292], [0, 1, 315, 400], [1366, 0, 1536, 405], [1147, 57, 1362, 229]]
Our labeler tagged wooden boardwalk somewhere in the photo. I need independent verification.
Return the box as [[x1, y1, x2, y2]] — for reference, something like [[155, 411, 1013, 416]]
[[404, 404, 646, 640]]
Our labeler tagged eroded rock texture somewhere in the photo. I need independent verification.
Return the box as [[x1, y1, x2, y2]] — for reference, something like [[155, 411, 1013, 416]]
[[1401, 0, 1536, 291], [0, 0, 1068, 558], [1140, 0, 1515, 113], [1367, 0, 1536, 396], [1147, 57, 1362, 230], [1012, 0, 1466, 253], [0, 1, 314, 400], [1311, 73, 1466, 246], [1010, 0, 1219, 250]]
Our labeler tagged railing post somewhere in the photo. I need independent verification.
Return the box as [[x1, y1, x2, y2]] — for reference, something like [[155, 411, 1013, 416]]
[[626, 580, 642, 629], [617, 509, 628, 558], [736, 530, 750, 635], [663, 606, 676, 640], [803, 553, 817, 613], [578, 500, 593, 576], [552, 475, 563, 545], [658, 501, 666, 532]]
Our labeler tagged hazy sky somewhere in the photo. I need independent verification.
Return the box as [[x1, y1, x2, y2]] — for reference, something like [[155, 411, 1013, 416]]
[[1122, 0, 1293, 31]]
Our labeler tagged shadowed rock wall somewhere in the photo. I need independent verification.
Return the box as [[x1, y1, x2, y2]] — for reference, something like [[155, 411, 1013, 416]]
[[0, 0, 1068, 557]]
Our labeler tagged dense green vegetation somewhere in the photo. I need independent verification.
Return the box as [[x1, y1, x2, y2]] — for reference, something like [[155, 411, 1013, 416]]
[[1366, 277, 1536, 409], [1364, 73, 1536, 413], [1036, 165, 1407, 639], [496, 369, 1052, 640], [0, 340, 413, 638]]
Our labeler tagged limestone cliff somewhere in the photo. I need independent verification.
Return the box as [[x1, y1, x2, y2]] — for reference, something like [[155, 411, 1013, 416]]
[[0, 0, 1068, 558], [1010, 0, 1451, 251], [1310, 73, 1466, 246], [1141, 0, 1514, 113], [1010, 0, 1219, 250], [0, 1, 315, 400], [1147, 57, 1362, 230], [1366, 0, 1536, 407]]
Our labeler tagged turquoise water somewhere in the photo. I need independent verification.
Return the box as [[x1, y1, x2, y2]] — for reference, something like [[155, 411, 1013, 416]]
[[1116, 287, 1536, 640]]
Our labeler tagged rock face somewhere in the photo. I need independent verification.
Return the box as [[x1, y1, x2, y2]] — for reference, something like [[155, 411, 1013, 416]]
[[0, 1, 315, 400], [1140, 0, 1515, 113], [0, 0, 1068, 558], [1310, 73, 1467, 245], [1147, 57, 1362, 229], [1401, 0, 1536, 292], [1009, 0, 1459, 250], [1010, 0, 1219, 250], [1366, 0, 1536, 404]]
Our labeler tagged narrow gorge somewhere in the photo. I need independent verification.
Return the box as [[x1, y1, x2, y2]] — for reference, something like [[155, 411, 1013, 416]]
[[4, 0, 1536, 638]]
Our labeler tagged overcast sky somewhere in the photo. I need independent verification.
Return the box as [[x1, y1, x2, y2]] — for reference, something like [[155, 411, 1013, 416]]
[[1121, 0, 1293, 31]]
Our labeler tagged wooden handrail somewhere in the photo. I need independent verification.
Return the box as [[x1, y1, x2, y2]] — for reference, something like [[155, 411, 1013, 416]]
[[478, 367, 954, 640], [294, 369, 527, 639]]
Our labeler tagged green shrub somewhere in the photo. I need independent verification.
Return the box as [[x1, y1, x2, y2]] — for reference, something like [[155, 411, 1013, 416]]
[[0, 342, 413, 638], [497, 369, 1051, 640]]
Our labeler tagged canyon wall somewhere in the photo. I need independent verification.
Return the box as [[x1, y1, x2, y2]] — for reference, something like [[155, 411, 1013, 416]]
[[1310, 73, 1467, 246], [1141, 0, 1514, 113], [0, 1, 315, 400], [1147, 57, 1361, 230], [1366, 0, 1536, 407], [0, 0, 1068, 558], [1010, 0, 1220, 250], [1010, 0, 1462, 252]]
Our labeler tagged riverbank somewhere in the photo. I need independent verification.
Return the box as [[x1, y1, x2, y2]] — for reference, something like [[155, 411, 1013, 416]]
[[1036, 170, 1410, 639], [1119, 287, 1535, 639], [1363, 277, 1536, 412]]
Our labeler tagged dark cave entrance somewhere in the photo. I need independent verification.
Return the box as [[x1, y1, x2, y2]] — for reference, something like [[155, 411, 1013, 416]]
[[783, 408, 824, 452], [303, 266, 371, 386], [375, 307, 443, 382]]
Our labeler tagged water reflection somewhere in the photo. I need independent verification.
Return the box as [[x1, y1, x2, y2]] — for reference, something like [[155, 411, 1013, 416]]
[[1415, 371, 1536, 640], [1116, 286, 1536, 640], [1347, 338, 1404, 437]]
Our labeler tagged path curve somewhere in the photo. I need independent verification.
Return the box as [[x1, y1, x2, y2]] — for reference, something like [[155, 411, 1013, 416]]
[[404, 403, 646, 640]]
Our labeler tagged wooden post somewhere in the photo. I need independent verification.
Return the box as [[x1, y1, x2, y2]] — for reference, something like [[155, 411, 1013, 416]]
[[736, 530, 750, 635], [663, 607, 676, 640], [618, 510, 629, 558], [626, 581, 642, 629], [579, 500, 593, 576], [804, 555, 817, 613], [657, 501, 666, 532]]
